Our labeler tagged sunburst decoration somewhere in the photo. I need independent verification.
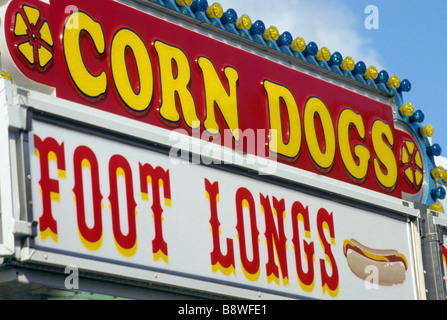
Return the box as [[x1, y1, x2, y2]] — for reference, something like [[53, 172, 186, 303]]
[[12, 5, 54, 70]]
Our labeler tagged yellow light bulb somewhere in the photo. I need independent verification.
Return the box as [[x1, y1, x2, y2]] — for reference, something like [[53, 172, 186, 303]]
[[263, 25, 279, 41], [316, 47, 331, 62], [0, 70, 12, 81], [428, 202, 443, 213], [420, 124, 434, 137], [399, 102, 414, 117], [386, 74, 400, 88], [235, 14, 252, 30], [340, 57, 354, 71], [431, 166, 447, 180], [364, 66, 378, 79], [290, 36, 306, 51], [206, 2, 223, 18], [176, 0, 192, 5]]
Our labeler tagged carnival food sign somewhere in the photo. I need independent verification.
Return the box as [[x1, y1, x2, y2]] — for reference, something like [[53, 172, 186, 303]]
[[0, 0, 430, 299], [1, 0, 427, 200]]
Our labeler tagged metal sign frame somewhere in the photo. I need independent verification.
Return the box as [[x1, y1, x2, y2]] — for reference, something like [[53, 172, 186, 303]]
[[430, 209, 447, 299], [0, 0, 445, 300]]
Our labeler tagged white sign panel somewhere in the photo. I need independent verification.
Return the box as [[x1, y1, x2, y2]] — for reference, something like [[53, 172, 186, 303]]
[[29, 120, 421, 299]]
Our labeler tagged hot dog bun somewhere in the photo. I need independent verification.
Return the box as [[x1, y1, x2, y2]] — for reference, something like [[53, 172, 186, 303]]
[[343, 238, 407, 286]]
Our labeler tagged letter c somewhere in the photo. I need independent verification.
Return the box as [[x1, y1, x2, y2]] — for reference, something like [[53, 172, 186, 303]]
[[63, 11, 107, 99]]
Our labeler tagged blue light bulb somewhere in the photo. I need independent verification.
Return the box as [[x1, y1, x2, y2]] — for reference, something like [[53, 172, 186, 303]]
[[431, 187, 446, 200], [409, 109, 424, 123], [375, 70, 389, 83], [328, 52, 343, 66], [249, 20, 265, 35], [427, 143, 442, 157], [303, 41, 318, 56], [352, 61, 367, 75], [191, 0, 208, 12], [221, 8, 237, 24], [399, 79, 411, 92], [277, 31, 293, 47]]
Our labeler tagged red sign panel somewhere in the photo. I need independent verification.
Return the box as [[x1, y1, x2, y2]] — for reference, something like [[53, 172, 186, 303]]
[[3, 0, 423, 199]]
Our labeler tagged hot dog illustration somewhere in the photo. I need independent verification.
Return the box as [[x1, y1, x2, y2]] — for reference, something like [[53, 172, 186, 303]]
[[343, 238, 408, 286]]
